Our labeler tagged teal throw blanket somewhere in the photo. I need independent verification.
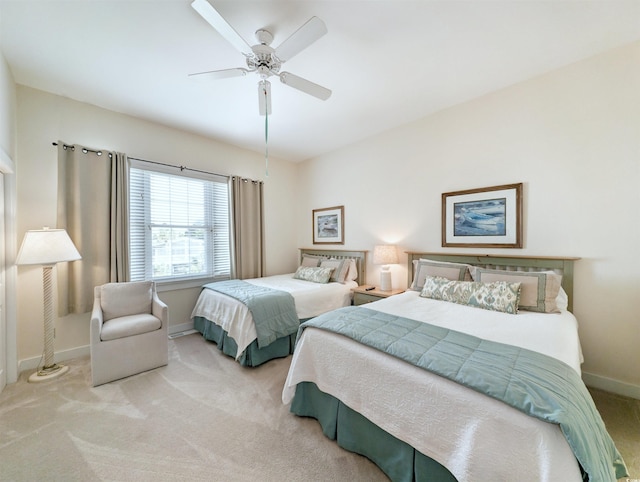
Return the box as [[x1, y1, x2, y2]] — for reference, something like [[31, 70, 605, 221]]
[[300, 306, 628, 482], [204, 280, 299, 348]]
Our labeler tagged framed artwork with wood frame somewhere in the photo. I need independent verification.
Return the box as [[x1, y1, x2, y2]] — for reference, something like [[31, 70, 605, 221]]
[[312, 205, 344, 244], [442, 183, 523, 248]]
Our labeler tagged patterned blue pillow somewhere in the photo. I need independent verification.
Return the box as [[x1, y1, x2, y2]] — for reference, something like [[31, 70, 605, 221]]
[[420, 276, 521, 314], [293, 266, 334, 284]]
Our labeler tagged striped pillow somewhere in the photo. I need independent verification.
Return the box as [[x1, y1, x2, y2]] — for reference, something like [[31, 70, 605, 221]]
[[320, 259, 350, 283], [474, 269, 562, 313]]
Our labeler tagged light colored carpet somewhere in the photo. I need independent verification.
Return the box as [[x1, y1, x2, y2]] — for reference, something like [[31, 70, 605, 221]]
[[588, 387, 640, 481], [1, 333, 638, 481], [0, 334, 387, 481]]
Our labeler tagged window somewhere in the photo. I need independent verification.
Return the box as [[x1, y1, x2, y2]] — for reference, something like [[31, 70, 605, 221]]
[[129, 160, 231, 284]]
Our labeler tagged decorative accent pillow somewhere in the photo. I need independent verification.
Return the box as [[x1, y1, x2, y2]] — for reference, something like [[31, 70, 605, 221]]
[[293, 266, 334, 284], [410, 259, 473, 291], [320, 258, 350, 283], [420, 276, 521, 314], [474, 269, 562, 313], [300, 254, 322, 267]]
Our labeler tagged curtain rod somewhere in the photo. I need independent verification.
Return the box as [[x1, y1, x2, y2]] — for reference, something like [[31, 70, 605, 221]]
[[128, 156, 234, 180], [53, 142, 262, 184], [130, 158, 262, 184], [52, 142, 112, 158], [53, 142, 219, 178]]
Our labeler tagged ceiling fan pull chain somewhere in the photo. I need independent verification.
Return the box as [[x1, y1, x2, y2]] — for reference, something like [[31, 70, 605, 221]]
[[263, 84, 269, 177]]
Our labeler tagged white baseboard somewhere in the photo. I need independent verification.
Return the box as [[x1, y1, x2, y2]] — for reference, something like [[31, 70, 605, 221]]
[[18, 322, 197, 375], [168, 321, 195, 337], [18, 344, 90, 374], [582, 371, 640, 400]]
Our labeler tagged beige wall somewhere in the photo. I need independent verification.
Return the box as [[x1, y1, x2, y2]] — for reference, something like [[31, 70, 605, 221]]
[[297, 42, 640, 397], [0, 50, 15, 154], [15, 86, 300, 366]]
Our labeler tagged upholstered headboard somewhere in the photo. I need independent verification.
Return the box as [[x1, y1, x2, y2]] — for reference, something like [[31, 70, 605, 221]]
[[299, 248, 368, 286], [406, 252, 580, 312]]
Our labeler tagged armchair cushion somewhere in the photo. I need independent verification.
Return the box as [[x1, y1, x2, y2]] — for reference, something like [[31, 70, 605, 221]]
[[101, 281, 153, 321], [101, 313, 162, 341]]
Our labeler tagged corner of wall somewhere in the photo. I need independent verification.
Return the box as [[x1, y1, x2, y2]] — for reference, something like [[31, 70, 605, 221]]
[[582, 371, 640, 400]]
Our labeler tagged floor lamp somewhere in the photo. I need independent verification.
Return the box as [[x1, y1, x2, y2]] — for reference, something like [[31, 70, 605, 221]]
[[16, 228, 81, 383]]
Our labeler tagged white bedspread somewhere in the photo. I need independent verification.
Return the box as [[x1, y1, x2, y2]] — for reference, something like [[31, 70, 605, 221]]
[[190, 274, 356, 357], [282, 291, 585, 482]]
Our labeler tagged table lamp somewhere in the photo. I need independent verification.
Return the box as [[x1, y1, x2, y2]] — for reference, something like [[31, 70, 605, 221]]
[[373, 245, 398, 291]]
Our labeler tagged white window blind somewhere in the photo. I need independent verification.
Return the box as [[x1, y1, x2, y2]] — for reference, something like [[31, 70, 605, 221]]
[[129, 160, 231, 283]]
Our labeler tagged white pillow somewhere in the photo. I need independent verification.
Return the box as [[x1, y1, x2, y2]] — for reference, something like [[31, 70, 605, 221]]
[[345, 259, 358, 282], [100, 281, 153, 321], [556, 287, 569, 311]]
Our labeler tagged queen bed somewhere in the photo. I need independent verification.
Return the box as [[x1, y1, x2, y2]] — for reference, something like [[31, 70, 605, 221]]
[[282, 252, 628, 482], [191, 248, 366, 367]]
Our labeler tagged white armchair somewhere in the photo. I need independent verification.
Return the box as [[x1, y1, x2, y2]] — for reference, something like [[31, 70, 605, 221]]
[[90, 281, 168, 387]]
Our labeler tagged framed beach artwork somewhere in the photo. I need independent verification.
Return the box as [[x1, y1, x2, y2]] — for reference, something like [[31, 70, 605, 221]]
[[442, 183, 523, 248], [313, 205, 344, 244]]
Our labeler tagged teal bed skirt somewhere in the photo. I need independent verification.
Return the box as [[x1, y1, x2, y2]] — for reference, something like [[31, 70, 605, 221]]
[[290, 381, 458, 482], [193, 316, 297, 367]]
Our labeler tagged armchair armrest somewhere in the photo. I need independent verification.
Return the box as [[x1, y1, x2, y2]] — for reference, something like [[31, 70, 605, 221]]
[[151, 292, 168, 326], [90, 295, 104, 345]]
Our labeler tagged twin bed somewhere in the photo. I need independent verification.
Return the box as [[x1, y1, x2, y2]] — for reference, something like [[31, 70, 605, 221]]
[[191, 248, 367, 366], [282, 252, 628, 482]]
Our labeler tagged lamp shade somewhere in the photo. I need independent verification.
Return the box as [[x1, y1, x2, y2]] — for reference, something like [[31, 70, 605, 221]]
[[373, 245, 398, 265], [16, 228, 81, 266]]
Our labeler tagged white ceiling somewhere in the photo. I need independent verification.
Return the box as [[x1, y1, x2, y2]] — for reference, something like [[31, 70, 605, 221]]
[[1, 1, 639, 162]]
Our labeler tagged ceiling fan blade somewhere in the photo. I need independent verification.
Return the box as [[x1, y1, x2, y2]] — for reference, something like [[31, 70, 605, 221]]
[[275, 16, 327, 62], [191, 0, 252, 56], [279, 72, 332, 101], [189, 67, 250, 80], [258, 80, 272, 116]]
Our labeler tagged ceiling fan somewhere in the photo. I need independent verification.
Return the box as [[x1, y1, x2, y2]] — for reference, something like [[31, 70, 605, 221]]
[[190, 0, 332, 116]]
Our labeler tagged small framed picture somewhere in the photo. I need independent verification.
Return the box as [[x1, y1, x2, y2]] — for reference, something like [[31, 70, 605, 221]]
[[312, 205, 344, 244], [442, 183, 523, 248]]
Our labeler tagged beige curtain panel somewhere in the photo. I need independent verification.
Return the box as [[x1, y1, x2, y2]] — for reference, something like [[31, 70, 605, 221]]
[[110, 152, 130, 283], [56, 143, 129, 315], [230, 176, 265, 280]]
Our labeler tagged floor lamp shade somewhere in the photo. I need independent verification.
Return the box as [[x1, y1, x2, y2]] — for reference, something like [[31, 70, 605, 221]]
[[373, 245, 398, 291], [16, 228, 81, 382]]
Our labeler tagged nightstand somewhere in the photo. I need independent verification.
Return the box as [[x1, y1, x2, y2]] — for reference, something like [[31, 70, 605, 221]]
[[352, 286, 405, 306]]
